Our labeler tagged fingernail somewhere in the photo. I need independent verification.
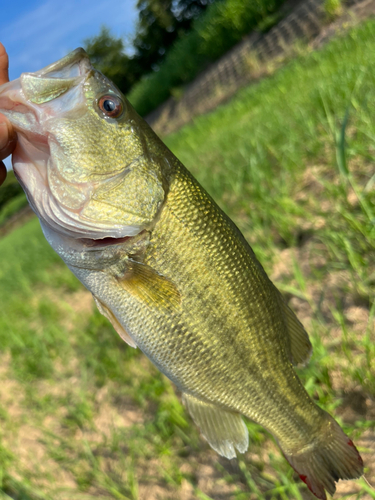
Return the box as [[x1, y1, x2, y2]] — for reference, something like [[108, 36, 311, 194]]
[[0, 122, 9, 150]]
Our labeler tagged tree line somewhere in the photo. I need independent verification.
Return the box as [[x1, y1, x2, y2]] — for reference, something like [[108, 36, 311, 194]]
[[84, 0, 213, 95]]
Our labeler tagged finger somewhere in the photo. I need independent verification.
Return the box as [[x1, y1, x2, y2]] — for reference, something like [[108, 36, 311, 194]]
[[0, 43, 17, 164], [0, 42, 10, 85], [0, 119, 17, 161], [0, 161, 7, 186]]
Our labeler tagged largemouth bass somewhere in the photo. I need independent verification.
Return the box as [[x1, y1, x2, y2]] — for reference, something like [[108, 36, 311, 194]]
[[0, 49, 363, 499]]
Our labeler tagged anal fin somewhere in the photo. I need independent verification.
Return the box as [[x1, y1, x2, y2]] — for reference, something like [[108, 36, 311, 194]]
[[182, 393, 248, 459], [93, 296, 137, 348]]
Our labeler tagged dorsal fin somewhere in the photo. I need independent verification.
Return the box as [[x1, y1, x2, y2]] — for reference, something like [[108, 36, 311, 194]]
[[182, 393, 248, 459], [276, 291, 312, 366]]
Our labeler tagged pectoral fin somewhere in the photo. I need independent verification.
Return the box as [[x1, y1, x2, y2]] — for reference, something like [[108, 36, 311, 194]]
[[118, 260, 181, 311], [93, 296, 137, 348], [182, 393, 248, 459]]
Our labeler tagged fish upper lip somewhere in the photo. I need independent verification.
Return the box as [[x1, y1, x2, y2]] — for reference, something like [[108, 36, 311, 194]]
[[33, 48, 91, 79]]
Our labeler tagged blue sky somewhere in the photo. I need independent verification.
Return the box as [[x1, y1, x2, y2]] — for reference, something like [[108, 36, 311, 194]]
[[1, 0, 138, 80], [1, 0, 138, 168]]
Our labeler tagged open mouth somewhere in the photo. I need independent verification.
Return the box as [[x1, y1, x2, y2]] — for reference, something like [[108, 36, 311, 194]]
[[0, 48, 91, 116], [0, 48, 91, 163], [79, 235, 134, 248]]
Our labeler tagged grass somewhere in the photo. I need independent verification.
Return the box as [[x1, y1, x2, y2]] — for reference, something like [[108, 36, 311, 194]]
[[0, 193, 28, 227], [0, 16, 375, 500], [0, 171, 28, 228]]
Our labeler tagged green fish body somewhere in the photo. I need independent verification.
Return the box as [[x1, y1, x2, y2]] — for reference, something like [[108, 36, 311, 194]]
[[0, 49, 363, 500]]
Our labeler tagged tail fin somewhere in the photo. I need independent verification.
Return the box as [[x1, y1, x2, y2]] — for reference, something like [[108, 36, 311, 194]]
[[283, 416, 363, 500]]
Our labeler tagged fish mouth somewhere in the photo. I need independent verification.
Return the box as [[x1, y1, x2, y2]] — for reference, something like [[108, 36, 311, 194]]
[[0, 48, 91, 166], [78, 235, 134, 249], [0, 48, 91, 137]]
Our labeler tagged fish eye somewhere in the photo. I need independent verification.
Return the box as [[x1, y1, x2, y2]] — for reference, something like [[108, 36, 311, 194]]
[[98, 95, 123, 118]]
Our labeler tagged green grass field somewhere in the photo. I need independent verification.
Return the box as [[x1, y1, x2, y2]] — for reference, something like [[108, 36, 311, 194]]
[[0, 17, 374, 500]]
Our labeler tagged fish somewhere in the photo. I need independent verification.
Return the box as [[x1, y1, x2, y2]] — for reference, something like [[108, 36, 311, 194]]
[[0, 48, 363, 499]]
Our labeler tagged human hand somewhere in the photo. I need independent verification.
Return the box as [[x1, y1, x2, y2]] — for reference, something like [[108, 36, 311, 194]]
[[0, 42, 17, 187]]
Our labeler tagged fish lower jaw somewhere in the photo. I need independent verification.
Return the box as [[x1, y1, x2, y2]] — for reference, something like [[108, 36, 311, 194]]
[[41, 214, 143, 242], [40, 210, 143, 248]]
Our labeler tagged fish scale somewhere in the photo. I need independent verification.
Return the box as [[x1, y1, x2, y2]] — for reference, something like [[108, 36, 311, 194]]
[[141, 163, 316, 430], [0, 48, 363, 500]]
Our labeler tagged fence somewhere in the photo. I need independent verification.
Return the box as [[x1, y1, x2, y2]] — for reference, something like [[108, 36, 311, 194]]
[[145, 0, 365, 135]]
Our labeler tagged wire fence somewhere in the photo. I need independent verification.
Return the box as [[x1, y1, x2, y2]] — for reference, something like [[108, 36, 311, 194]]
[[146, 0, 366, 136]]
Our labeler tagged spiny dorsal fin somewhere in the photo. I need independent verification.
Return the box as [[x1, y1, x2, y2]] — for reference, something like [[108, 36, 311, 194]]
[[182, 393, 248, 459], [277, 291, 312, 367], [118, 260, 181, 311], [93, 295, 137, 348]]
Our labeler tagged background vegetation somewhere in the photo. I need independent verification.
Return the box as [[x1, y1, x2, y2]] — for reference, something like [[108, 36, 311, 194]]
[[0, 171, 28, 228], [84, 0, 287, 115], [0, 14, 374, 500], [126, 0, 286, 116], [84, 0, 214, 96]]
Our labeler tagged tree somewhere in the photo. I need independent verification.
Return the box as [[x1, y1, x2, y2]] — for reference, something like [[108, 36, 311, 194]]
[[84, 27, 141, 95], [132, 0, 213, 74], [84, 1, 214, 95]]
